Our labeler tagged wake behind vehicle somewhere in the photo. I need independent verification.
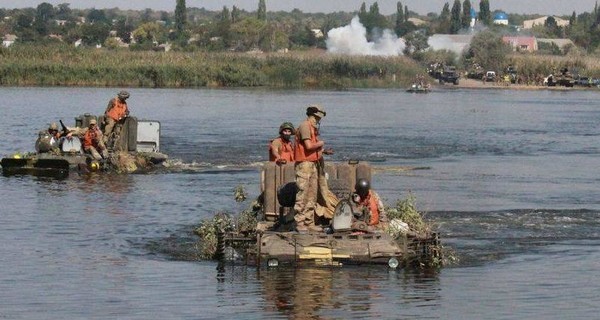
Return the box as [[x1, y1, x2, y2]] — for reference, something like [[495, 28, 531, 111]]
[[1, 113, 167, 177]]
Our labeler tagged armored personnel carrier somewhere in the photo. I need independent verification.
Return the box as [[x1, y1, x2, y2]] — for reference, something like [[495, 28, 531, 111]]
[[209, 161, 441, 269], [1, 113, 167, 177]]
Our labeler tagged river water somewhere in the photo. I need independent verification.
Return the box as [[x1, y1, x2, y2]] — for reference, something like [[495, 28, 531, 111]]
[[0, 86, 598, 319]]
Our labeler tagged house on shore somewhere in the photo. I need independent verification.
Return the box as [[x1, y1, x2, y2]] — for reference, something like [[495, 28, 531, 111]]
[[502, 36, 537, 52], [2, 34, 17, 47]]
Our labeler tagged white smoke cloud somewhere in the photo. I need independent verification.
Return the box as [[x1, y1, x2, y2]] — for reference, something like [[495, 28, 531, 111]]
[[326, 16, 405, 56]]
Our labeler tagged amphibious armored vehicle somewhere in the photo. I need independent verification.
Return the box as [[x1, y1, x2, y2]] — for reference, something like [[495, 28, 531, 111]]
[[214, 161, 441, 269], [1, 113, 167, 177]]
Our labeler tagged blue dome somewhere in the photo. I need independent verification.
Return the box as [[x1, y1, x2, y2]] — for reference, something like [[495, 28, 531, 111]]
[[494, 12, 508, 20]]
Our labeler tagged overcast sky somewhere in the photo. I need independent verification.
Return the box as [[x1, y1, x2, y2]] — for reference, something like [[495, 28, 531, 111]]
[[4, 0, 599, 16]]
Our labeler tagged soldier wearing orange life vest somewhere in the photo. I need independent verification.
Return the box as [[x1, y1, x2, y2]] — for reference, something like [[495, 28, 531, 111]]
[[83, 119, 108, 160], [103, 90, 130, 144], [269, 122, 295, 164], [351, 178, 388, 229], [293, 104, 334, 232]]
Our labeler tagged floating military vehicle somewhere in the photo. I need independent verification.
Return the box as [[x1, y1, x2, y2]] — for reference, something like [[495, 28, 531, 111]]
[[1, 113, 167, 177], [204, 161, 441, 269]]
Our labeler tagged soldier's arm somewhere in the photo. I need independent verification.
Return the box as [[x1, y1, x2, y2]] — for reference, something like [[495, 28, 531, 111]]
[[104, 99, 114, 114]]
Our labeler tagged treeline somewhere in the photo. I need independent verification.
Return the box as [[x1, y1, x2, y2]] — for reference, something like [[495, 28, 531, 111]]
[[0, 44, 423, 88], [2, 1, 600, 53]]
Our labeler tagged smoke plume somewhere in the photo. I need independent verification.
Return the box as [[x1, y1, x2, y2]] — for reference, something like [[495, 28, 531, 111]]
[[326, 16, 405, 56]]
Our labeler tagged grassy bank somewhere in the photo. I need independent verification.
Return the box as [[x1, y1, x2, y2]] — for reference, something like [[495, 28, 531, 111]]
[[0, 45, 423, 89]]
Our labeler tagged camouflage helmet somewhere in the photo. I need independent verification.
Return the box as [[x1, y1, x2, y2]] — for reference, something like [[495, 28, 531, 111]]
[[355, 178, 370, 198], [279, 122, 295, 134], [306, 104, 326, 118], [118, 90, 130, 99], [48, 122, 58, 131]]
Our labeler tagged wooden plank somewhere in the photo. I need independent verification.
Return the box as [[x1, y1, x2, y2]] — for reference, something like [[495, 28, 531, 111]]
[[356, 161, 372, 184], [263, 162, 277, 217]]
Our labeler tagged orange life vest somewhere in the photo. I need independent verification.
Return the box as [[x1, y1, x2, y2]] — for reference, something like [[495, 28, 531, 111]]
[[106, 97, 128, 121], [269, 137, 294, 162], [294, 120, 321, 162], [359, 190, 380, 226], [83, 128, 100, 149]]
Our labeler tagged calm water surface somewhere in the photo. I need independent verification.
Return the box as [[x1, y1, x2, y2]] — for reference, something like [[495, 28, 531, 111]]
[[0, 87, 599, 319]]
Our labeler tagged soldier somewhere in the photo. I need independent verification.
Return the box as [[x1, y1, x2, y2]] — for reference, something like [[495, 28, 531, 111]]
[[293, 104, 333, 232], [83, 119, 108, 160], [351, 178, 388, 231], [103, 90, 130, 144], [269, 122, 295, 164]]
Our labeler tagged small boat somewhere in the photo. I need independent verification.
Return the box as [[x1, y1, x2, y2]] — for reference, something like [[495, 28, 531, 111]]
[[1, 113, 168, 177], [406, 83, 431, 93]]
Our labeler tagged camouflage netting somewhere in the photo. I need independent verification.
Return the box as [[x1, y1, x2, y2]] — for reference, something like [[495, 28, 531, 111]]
[[108, 151, 154, 173], [193, 185, 261, 259], [386, 193, 428, 235]]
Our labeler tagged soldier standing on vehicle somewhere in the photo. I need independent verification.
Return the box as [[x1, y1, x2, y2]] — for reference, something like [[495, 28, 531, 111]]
[[269, 122, 295, 164], [293, 104, 333, 232], [103, 90, 130, 144]]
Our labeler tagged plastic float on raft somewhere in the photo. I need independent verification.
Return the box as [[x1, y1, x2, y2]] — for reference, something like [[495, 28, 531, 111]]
[[1, 113, 168, 177]]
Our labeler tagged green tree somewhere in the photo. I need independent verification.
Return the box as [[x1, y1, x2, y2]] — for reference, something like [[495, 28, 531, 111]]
[[34, 2, 55, 36], [215, 6, 232, 47], [55, 3, 72, 21], [132, 22, 166, 45], [461, 0, 472, 29], [114, 16, 134, 43], [358, 2, 390, 37], [230, 17, 267, 51], [450, 0, 461, 34], [232, 5, 241, 23], [257, 0, 266, 21], [464, 30, 511, 72], [80, 22, 110, 45], [13, 11, 36, 42], [175, 0, 187, 35], [479, 0, 491, 26], [403, 30, 429, 55], [87, 9, 108, 24], [544, 16, 563, 38], [435, 2, 451, 33], [395, 2, 404, 35]]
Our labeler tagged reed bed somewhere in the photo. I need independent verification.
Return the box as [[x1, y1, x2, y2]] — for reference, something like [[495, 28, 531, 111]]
[[0, 45, 424, 89], [508, 54, 600, 78]]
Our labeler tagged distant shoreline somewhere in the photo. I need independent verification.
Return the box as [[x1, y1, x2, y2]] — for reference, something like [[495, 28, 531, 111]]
[[444, 78, 591, 91]]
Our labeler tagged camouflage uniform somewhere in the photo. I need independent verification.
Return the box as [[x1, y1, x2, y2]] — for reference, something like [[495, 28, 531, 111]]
[[294, 161, 319, 228], [293, 105, 327, 231]]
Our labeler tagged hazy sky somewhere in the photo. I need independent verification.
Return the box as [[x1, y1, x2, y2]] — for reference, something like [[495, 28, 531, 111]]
[[5, 0, 599, 16]]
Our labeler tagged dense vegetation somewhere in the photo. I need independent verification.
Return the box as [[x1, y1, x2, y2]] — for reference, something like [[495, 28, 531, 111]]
[[0, 44, 423, 88]]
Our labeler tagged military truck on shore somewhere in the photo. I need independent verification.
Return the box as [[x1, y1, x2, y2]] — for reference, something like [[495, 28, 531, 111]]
[[546, 68, 575, 87], [428, 63, 460, 85]]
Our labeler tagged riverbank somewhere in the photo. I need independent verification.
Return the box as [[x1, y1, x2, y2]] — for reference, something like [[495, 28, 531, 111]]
[[448, 78, 596, 91]]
